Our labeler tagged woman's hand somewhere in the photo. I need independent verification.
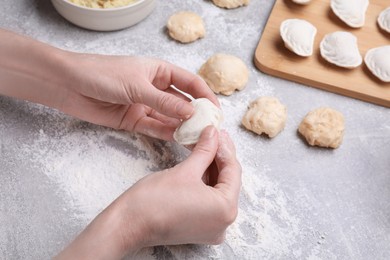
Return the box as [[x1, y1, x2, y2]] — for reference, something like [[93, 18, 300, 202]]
[[60, 54, 218, 140], [0, 28, 218, 141], [56, 127, 242, 259]]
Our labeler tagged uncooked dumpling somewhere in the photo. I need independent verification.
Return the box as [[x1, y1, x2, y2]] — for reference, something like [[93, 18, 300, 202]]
[[298, 107, 345, 149], [212, 0, 249, 9], [320, 31, 362, 68], [198, 53, 249, 96], [330, 0, 369, 28], [364, 46, 390, 82], [173, 98, 223, 145], [242, 97, 287, 138], [378, 7, 390, 33], [292, 0, 311, 5], [167, 11, 205, 43], [280, 19, 317, 57]]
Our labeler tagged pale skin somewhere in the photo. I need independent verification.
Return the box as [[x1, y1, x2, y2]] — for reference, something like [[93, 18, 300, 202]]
[[0, 28, 242, 259]]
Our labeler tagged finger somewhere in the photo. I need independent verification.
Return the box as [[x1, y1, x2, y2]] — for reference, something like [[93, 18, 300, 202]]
[[148, 109, 181, 128], [153, 62, 220, 107], [214, 130, 242, 201], [133, 117, 176, 141], [134, 82, 194, 120], [183, 126, 219, 178], [120, 104, 177, 141]]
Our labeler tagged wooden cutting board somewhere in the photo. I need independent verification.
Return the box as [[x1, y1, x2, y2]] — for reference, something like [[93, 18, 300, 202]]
[[254, 0, 390, 108]]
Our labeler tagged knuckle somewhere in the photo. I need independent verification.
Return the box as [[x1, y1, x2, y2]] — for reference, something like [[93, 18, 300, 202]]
[[157, 94, 172, 112], [221, 202, 238, 226]]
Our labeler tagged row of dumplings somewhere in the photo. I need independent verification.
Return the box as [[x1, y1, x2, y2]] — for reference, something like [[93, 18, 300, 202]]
[[280, 11, 390, 82], [293, 0, 390, 30]]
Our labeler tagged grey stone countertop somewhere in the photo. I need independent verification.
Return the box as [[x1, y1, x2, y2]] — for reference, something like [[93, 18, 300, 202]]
[[1, 0, 389, 259]]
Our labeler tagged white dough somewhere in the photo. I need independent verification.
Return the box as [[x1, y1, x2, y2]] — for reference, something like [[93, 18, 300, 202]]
[[212, 0, 249, 9], [330, 0, 369, 28], [166, 11, 205, 43], [242, 97, 287, 138], [320, 31, 362, 69], [280, 19, 317, 57], [378, 7, 390, 34], [173, 98, 223, 145], [364, 46, 390, 82], [298, 107, 345, 149], [199, 53, 249, 96], [292, 0, 311, 5]]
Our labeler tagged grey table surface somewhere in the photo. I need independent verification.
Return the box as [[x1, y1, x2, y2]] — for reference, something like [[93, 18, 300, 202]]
[[1, 0, 390, 259]]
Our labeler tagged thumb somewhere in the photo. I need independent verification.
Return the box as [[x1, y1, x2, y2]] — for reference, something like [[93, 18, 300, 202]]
[[183, 126, 219, 177]]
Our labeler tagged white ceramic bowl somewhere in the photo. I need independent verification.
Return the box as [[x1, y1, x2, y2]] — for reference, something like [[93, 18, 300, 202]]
[[51, 0, 156, 31]]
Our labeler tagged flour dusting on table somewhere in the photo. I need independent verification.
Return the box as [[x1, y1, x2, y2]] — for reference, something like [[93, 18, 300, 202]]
[[20, 94, 301, 259]]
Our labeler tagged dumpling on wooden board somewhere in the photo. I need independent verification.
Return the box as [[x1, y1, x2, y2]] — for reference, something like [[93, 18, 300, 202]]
[[364, 46, 390, 82], [291, 0, 311, 5], [280, 18, 317, 57], [330, 0, 369, 28], [320, 31, 362, 69], [378, 7, 390, 33]]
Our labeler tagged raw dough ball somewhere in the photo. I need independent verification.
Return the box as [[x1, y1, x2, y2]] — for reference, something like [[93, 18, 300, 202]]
[[212, 0, 249, 9], [298, 107, 345, 149], [199, 53, 249, 96], [242, 97, 287, 138], [167, 11, 205, 43], [173, 98, 223, 145]]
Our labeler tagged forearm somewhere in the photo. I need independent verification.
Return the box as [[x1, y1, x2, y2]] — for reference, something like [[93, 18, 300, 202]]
[[55, 191, 147, 260], [0, 28, 72, 109]]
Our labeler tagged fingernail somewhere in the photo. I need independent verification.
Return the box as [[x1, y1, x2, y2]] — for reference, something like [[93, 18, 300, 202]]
[[176, 102, 194, 119]]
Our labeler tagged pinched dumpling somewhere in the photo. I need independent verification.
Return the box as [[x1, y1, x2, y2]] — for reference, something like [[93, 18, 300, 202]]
[[173, 98, 223, 145], [292, 0, 311, 5], [167, 11, 205, 43], [378, 7, 390, 33], [330, 0, 369, 28], [364, 46, 390, 82], [242, 97, 287, 138], [298, 107, 345, 149], [212, 0, 249, 9], [320, 31, 362, 68], [280, 19, 317, 57], [199, 53, 249, 96]]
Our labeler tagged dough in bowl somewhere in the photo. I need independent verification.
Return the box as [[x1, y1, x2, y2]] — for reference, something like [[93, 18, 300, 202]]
[[298, 107, 345, 149], [212, 0, 249, 9], [167, 11, 205, 43], [199, 53, 249, 96], [173, 98, 223, 145], [242, 97, 287, 138]]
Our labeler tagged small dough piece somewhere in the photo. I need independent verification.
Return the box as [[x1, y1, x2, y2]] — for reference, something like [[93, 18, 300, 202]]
[[330, 0, 369, 28], [199, 53, 249, 96], [280, 19, 317, 57], [378, 7, 390, 33], [292, 0, 311, 5], [320, 31, 362, 69], [212, 0, 249, 9], [298, 107, 345, 149], [167, 11, 205, 43], [242, 97, 287, 138], [364, 46, 390, 82], [173, 98, 223, 145]]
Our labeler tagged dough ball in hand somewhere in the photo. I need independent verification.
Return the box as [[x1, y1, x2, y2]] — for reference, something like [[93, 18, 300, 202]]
[[173, 98, 223, 145], [199, 53, 249, 96], [242, 97, 287, 138], [167, 11, 205, 43], [212, 0, 249, 9], [298, 107, 345, 149]]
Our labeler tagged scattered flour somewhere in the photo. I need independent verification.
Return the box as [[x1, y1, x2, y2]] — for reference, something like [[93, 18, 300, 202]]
[[19, 75, 301, 259]]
